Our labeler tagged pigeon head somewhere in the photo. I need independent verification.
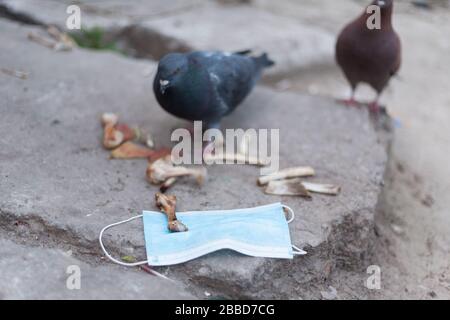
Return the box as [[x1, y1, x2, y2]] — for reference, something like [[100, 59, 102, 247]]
[[156, 53, 188, 95], [366, 0, 394, 28], [371, 0, 394, 14], [372, 0, 393, 9]]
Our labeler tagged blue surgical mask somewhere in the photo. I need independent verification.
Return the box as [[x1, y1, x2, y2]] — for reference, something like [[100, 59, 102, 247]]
[[99, 203, 306, 278]]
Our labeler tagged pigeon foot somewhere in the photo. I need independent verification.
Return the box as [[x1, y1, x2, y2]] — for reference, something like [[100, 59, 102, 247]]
[[368, 101, 381, 114], [336, 98, 362, 108]]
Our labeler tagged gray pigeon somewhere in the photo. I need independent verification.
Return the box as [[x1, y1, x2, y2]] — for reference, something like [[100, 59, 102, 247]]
[[153, 50, 274, 130]]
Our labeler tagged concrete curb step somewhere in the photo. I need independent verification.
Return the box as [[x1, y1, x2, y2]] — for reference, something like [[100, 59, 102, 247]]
[[0, 17, 391, 299]]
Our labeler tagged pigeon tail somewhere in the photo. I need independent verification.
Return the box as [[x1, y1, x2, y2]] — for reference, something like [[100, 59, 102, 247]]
[[234, 49, 252, 56], [255, 53, 275, 68]]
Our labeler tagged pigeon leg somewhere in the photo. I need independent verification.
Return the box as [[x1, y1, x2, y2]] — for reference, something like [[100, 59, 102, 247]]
[[337, 88, 361, 107], [202, 121, 223, 156], [171, 123, 195, 135], [368, 94, 381, 114]]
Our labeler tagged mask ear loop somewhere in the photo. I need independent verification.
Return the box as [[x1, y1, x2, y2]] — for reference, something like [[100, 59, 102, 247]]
[[282, 205, 308, 256], [292, 244, 308, 255], [283, 204, 295, 224], [99, 214, 173, 281]]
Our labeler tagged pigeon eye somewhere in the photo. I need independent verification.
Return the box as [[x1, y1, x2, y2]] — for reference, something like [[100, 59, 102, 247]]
[[171, 67, 181, 76]]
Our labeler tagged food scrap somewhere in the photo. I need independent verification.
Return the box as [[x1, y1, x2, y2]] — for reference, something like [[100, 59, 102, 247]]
[[0, 67, 28, 80], [155, 192, 188, 232], [101, 113, 135, 149], [99, 112, 340, 199], [100, 112, 201, 191], [110, 141, 156, 159], [146, 155, 207, 191], [265, 179, 311, 198], [259, 167, 341, 198], [204, 151, 269, 166], [28, 26, 76, 51], [258, 166, 315, 186], [133, 127, 155, 148], [301, 181, 341, 196], [102, 113, 122, 149]]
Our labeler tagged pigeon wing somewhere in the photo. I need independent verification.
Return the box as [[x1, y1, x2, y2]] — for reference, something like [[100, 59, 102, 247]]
[[206, 53, 256, 114]]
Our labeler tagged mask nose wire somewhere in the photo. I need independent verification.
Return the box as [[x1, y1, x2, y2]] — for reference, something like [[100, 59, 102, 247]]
[[99, 214, 173, 281], [282, 205, 308, 255]]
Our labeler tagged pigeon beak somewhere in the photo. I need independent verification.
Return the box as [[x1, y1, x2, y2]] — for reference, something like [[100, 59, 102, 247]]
[[159, 79, 170, 94]]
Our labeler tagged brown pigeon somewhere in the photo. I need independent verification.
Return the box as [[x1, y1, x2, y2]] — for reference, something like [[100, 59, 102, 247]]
[[336, 0, 401, 112]]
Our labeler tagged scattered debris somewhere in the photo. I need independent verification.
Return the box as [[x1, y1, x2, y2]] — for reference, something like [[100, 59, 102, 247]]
[[62, 250, 73, 257], [265, 179, 311, 198], [155, 192, 188, 232], [391, 224, 404, 235], [115, 123, 136, 142], [47, 25, 77, 49], [139, 264, 174, 281], [160, 177, 178, 193], [103, 124, 124, 149], [265, 179, 340, 197], [301, 181, 341, 196], [320, 286, 338, 300], [100, 112, 187, 189], [396, 162, 405, 173], [147, 148, 172, 162], [0, 67, 28, 79], [258, 166, 315, 185], [133, 127, 155, 148], [102, 113, 124, 149], [147, 155, 207, 188], [121, 255, 137, 263], [259, 166, 340, 198], [204, 291, 211, 297], [139, 264, 154, 275], [28, 26, 76, 51], [102, 124, 124, 149], [28, 31, 58, 49], [101, 112, 119, 127], [421, 194, 434, 208], [100, 112, 162, 154], [98, 111, 340, 203], [204, 151, 269, 166], [110, 141, 156, 159], [321, 260, 333, 281]]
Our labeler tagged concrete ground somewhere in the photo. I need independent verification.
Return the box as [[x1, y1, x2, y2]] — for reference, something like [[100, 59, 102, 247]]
[[0, 238, 194, 299], [0, 0, 449, 299]]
